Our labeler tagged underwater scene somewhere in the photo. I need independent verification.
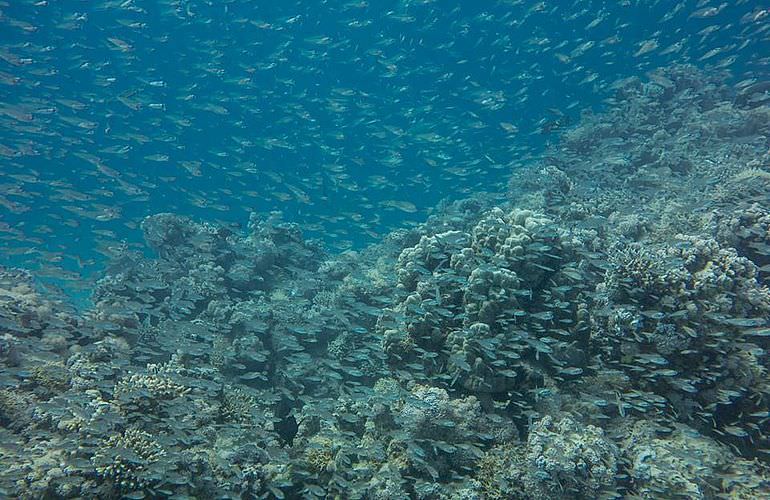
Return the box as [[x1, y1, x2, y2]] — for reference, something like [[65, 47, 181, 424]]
[[2, 0, 770, 498]]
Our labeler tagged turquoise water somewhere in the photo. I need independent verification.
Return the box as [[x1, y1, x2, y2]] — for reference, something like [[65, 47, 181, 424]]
[[2, 1, 770, 498]]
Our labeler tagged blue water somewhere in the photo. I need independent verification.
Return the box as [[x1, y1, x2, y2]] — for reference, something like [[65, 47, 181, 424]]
[[0, 0, 766, 300]]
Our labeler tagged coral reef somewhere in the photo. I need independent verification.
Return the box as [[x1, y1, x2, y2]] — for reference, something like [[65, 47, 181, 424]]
[[2, 66, 770, 498], [524, 415, 619, 499]]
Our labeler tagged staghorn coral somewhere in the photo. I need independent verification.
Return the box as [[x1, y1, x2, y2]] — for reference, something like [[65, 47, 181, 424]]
[[113, 371, 190, 411], [92, 427, 166, 493], [219, 385, 268, 427]]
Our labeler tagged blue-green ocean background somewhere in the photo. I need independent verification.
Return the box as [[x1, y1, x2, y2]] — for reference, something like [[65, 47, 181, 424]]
[[0, 0, 765, 305]]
